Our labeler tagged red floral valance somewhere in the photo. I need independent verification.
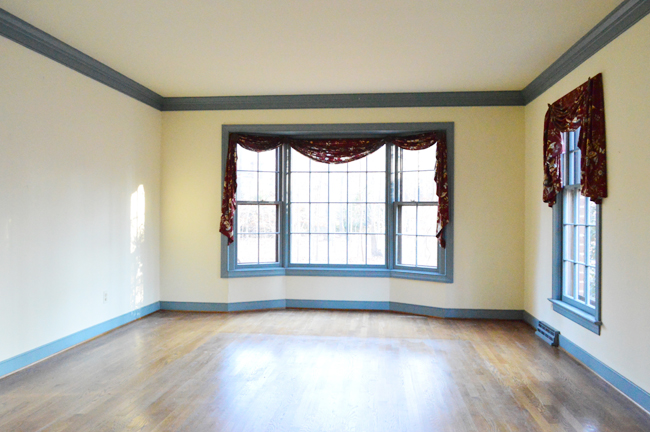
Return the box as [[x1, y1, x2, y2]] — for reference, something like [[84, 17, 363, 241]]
[[220, 131, 449, 248], [289, 137, 386, 164], [543, 73, 607, 206]]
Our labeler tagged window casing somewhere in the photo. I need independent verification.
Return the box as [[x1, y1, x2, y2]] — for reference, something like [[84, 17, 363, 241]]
[[221, 123, 453, 282], [550, 130, 602, 334]]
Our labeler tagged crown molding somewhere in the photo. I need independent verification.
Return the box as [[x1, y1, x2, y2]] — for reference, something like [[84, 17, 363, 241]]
[[3, 1, 650, 111], [522, 0, 650, 104], [162, 91, 524, 111], [0, 8, 164, 110]]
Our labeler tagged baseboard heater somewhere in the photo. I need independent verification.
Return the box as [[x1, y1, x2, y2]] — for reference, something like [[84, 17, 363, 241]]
[[535, 321, 560, 347]]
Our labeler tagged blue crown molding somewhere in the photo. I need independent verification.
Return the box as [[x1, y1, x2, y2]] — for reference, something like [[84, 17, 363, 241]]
[[522, 0, 650, 104], [162, 91, 524, 111], [3, 2, 650, 109], [0, 8, 164, 110]]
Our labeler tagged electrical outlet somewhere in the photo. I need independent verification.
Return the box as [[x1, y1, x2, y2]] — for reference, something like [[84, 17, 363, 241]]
[[103, 291, 108, 303]]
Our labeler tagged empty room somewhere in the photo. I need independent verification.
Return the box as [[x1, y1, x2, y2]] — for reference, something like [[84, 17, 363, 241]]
[[1, 0, 649, 430]]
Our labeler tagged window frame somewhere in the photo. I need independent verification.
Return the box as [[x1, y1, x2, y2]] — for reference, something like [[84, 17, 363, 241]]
[[550, 130, 602, 334], [221, 123, 454, 283]]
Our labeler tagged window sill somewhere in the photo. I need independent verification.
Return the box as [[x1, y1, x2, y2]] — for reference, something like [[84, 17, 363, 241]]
[[548, 298, 601, 335], [223, 266, 452, 283]]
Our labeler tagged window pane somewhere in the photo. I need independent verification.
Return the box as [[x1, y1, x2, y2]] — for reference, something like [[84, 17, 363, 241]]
[[367, 148, 386, 171], [237, 147, 257, 171], [291, 173, 309, 202], [367, 173, 385, 202], [367, 234, 385, 265], [258, 172, 276, 201], [310, 159, 328, 172], [259, 234, 277, 263], [348, 204, 366, 233], [588, 200, 597, 225], [399, 206, 416, 235], [310, 173, 328, 202], [329, 173, 347, 202], [577, 195, 587, 225], [329, 204, 347, 233], [577, 265, 586, 302], [291, 204, 309, 233], [259, 205, 277, 233], [367, 204, 384, 234], [290, 234, 309, 263], [291, 150, 310, 171], [588, 226, 597, 266], [418, 171, 436, 202], [348, 173, 366, 202], [348, 234, 366, 264], [418, 146, 436, 170], [402, 172, 418, 202], [402, 149, 418, 171], [563, 225, 574, 260], [258, 150, 276, 171], [417, 206, 436, 236], [310, 204, 328, 233], [577, 225, 586, 264], [588, 266, 596, 308], [237, 171, 257, 201], [417, 236, 438, 268], [347, 157, 366, 172], [329, 234, 347, 265], [310, 234, 328, 263], [398, 235, 416, 266], [237, 234, 258, 264], [238, 205, 258, 233], [563, 261, 574, 298]]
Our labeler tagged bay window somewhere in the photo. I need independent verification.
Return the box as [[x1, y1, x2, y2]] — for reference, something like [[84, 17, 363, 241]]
[[221, 123, 453, 282]]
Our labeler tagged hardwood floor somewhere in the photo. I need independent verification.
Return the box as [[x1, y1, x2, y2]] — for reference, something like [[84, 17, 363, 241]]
[[1, 310, 649, 431]]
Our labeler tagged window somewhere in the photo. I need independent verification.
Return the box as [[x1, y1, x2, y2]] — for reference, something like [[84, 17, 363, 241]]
[[288, 148, 386, 266], [235, 148, 281, 265], [222, 123, 453, 282], [395, 146, 440, 269], [551, 130, 602, 334]]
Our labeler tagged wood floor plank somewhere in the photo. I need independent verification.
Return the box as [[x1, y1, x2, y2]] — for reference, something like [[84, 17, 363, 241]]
[[1, 310, 649, 431]]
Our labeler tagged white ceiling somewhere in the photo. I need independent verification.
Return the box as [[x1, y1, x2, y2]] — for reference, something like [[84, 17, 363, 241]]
[[0, 0, 622, 97]]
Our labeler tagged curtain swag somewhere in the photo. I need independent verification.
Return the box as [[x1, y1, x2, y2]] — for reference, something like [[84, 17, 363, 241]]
[[543, 73, 607, 207], [220, 131, 450, 248]]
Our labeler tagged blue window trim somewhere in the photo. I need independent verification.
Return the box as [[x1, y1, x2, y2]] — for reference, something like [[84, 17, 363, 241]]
[[220, 122, 454, 283], [550, 187, 602, 335]]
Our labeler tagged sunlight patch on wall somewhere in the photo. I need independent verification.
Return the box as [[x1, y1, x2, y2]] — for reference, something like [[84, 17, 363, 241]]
[[130, 185, 145, 309]]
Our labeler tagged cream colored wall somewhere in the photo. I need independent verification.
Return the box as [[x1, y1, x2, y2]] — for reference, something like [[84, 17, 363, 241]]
[[0, 38, 162, 363], [161, 106, 525, 310], [524, 15, 650, 393]]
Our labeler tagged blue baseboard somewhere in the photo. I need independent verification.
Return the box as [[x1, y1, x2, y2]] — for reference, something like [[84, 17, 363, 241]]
[[286, 299, 390, 310], [229, 299, 286, 311], [159, 300, 286, 312], [390, 302, 523, 320], [0, 301, 161, 379], [159, 299, 523, 320], [159, 301, 228, 312], [523, 310, 650, 414], [523, 310, 539, 328]]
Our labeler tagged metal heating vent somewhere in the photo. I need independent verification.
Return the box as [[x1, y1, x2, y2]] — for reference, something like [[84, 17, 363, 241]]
[[535, 321, 560, 347]]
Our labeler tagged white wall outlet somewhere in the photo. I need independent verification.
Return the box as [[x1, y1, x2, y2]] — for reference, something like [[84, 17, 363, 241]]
[[103, 291, 108, 303]]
